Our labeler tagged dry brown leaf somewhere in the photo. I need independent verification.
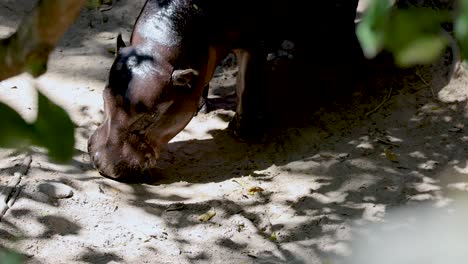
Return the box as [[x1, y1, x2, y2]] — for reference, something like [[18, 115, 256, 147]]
[[384, 148, 398, 162], [248, 186, 264, 195], [269, 231, 277, 241], [198, 210, 216, 222]]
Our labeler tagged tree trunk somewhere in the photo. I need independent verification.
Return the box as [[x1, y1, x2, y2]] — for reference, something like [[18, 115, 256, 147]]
[[0, 0, 85, 81]]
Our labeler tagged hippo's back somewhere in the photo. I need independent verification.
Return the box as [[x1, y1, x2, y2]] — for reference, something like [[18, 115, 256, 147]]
[[199, 0, 359, 47]]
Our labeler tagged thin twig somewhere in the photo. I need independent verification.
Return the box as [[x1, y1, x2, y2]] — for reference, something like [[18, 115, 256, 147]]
[[415, 70, 435, 98], [7, 187, 22, 208], [365, 87, 394, 117], [99, 4, 113, 12], [0, 156, 32, 220]]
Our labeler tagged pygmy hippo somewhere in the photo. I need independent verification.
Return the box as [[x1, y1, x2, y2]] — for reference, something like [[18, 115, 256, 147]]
[[88, 0, 360, 180]]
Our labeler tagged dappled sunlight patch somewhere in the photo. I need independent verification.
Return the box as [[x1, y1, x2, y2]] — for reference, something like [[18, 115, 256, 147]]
[[362, 195, 377, 202], [335, 173, 380, 194], [447, 182, 468, 191], [36, 73, 105, 121], [282, 159, 325, 175], [257, 173, 320, 199], [420, 101, 447, 114], [0, 74, 37, 122], [0, 151, 29, 175], [411, 181, 441, 193], [278, 242, 322, 263], [172, 115, 229, 142], [454, 160, 468, 174], [356, 141, 374, 155], [408, 170, 427, 179], [408, 193, 436, 202], [361, 203, 386, 222], [306, 151, 350, 163], [315, 234, 352, 257], [320, 240, 352, 257], [3, 216, 44, 239], [409, 150, 427, 159], [0, 25, 15, 38], [384, 135, 403, 143], [409, 113, 424, 123], [442, 115, 453, 122], [136, 180, 268, 207], [322, 223, 352, 241], [380, 165, 401, 174], [311, 192, 348, 204], [279, 158, 340, 185], [94, 179, 136, 195], [107, 205, 166, 234], [177, 211, 275, 246], [345, 158, 379, 171], [91, 31, 123, 46], [417, 159, 439, 170], [344, 202, 386, 222]]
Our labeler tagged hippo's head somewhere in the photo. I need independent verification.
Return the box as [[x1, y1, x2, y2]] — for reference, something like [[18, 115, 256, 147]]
[[88, 33, 221, 180]]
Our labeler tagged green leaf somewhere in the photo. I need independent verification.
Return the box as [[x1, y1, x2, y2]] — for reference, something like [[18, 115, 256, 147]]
[[86, 0, 103, 8], [395, 36, 448, 67], [0, 249, 24, 264], [0, 102, 34, 148], [384, 8, 450, 67], [33, 91, 75, 163], [24, 44, 53, 78], [356, 0, 392, 58], [455, 0, 468, 59], [356, 21, 385, 58], [24, 59, 47, 78]]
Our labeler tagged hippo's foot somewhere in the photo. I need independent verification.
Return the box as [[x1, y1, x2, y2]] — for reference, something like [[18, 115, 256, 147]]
[[227, 113, 265, 141], [196, 98, 212, 115], [194, 98, 212, 116], [196, 84, 212, 115]]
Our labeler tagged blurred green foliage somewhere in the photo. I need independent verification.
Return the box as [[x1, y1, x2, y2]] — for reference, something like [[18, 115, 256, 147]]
[[0, 249, 24, 264], [33, 91, 75, 162], [0, 0, 466, 166], [455, 0, 468, 59], [357, 0, 459, 67], [0, 90, 75, 163]]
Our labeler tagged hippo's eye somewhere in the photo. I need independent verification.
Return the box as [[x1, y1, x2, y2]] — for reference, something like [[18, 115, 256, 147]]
[[115, 62, 124, 71], [127, 56, 138, 69]]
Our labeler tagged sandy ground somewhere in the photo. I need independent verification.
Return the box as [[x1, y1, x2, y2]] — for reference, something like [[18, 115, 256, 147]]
[[1, 1, 468, 263]]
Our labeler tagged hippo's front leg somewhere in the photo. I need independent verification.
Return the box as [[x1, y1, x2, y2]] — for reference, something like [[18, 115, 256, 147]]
[[196, 84, 210, 115], [228, 48, 267, 139]]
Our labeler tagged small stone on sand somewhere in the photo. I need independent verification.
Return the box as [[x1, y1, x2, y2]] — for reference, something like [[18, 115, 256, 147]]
[[38, 182, 74, 199]]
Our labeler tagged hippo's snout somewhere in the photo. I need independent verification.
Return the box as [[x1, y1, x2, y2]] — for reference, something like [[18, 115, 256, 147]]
[[88, 127, 159, 181]]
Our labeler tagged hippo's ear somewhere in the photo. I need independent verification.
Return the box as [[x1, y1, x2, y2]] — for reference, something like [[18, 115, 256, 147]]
[[116, 34, 126, 52], [171, 69, 199, 88]]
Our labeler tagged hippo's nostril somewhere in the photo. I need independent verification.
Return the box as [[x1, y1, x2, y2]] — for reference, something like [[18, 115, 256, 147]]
[[93, 151, 101, 161]]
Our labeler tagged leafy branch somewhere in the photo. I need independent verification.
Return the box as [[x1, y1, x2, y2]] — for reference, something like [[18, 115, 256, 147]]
[[0, 0, 112, 162], [357, 0, 462, 67]]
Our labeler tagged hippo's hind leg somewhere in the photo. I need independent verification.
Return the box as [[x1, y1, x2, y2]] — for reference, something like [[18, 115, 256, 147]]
[[228, 48, 268, 139]]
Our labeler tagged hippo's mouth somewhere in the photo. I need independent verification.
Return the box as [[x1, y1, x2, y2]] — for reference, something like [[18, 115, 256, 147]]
[[88, 129, 160, 181]]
